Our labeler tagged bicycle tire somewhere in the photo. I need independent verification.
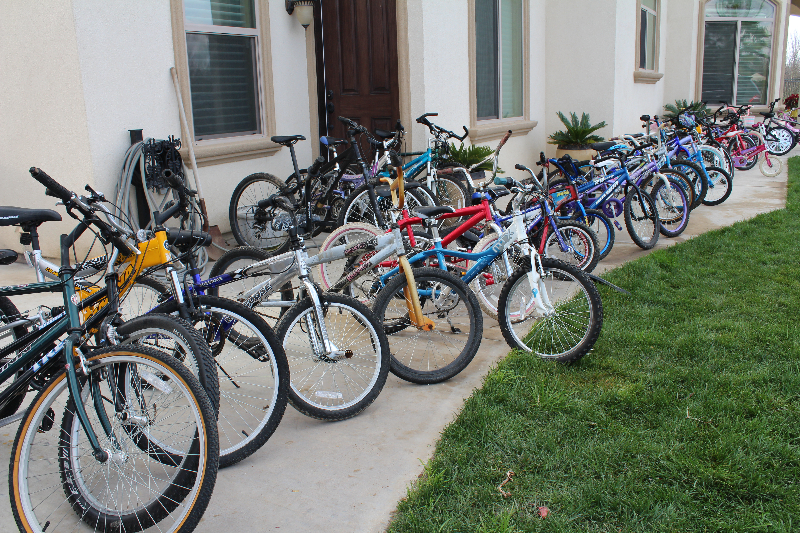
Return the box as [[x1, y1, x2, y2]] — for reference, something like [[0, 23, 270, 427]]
[[208, 246, 295, 323], [571, 208, 615, 260], [229, 172, 293, 253], [316, 221, 384, 296], [669, 159, 707, 209], [337, 183, 428, 228], [9, 345, 218, 533], [759, 155, 783, 177], [700, 165, 733, 206], [117, 313, 220, 411], [764, 126, 796, 156], [649, 176, 691, 237], [275, 293, 390, 420], [428, 174, 469, 224], [0, 296, 29, 419], [624, 188, 659, 250], [372, 267, 483, 384], [151, 295, 289, 468], [543, 219, 599, 273], [118, 275, 168, 320], [727, 134, 759, 170], [497, 258, 602, 362]]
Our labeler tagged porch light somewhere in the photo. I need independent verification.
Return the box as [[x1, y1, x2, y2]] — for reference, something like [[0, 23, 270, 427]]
[[286, 0, 315, 29]]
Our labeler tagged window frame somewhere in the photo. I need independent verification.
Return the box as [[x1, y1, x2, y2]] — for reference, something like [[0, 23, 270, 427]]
[[468, 0, 536, 143], [634, 0, 663, 84], [171, 0, 279, 166], [696, 0, 783, 108]]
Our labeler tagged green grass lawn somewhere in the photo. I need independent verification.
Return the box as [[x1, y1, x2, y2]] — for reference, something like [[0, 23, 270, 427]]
[[387, 159, 800, 532]]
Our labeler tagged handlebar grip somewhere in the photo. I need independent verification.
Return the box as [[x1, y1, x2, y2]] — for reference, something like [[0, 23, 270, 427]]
[[455, 126, 469, 141], [496, 130, 512, 151], [514, 164, 527, 171], [415, 112, 438, 123], [307, 155, 326, 176], [29, 167, 73, 202], [494, 176, 513, 187]]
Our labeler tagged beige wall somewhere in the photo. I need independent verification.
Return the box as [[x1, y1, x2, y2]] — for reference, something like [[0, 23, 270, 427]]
[[0, 0, 94, 255]]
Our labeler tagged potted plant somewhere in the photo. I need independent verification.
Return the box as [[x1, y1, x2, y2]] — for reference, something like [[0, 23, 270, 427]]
[[784, 94, 798, 118], [446, 142, 501, 181], [548, 112, 607, 160], [663, 99, 709, 120]]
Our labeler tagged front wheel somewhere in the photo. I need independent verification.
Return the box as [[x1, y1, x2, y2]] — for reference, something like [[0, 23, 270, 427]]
[[624, 189, 659, 250], [9, 345, 219, 533], [649, 176, 691, 237], [372, 267, 483, 384], [759, 155, 783, 177], [497, 258, 603, 362], [275, 293, 390, 421], [700, 166, 733, 206]]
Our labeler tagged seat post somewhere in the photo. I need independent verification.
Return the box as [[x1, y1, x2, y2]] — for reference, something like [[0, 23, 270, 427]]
[[289, 143, 301, 179]]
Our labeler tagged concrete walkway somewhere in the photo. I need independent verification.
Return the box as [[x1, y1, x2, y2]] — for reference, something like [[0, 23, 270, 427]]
[[0, 154, 789, 532]]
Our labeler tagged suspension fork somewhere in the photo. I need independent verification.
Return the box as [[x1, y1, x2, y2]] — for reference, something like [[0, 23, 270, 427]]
[[524, 253, 554, 316]]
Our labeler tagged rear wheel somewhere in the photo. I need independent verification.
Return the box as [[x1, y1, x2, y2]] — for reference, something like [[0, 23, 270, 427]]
[[466, 234, 526, 320], [0, 296, 28, 419], [649, 176, 691, 237], [571, 209, 615, 260], [229, 172, 293, 253], [543, 220, 598, 273], [372, 267, 483, 384], [338, 183, 429, 228], [764, 126, 796, 156], [727, 135, 759, 170]]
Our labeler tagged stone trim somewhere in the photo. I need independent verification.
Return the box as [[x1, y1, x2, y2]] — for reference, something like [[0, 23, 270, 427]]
[[633, 71, 664, 84]]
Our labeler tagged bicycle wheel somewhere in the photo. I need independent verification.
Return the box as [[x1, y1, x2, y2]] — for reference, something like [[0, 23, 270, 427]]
[[764, 126, 796, 156], [429, 175, 468, 225], [228, 172, 293, 253], [275, 293, 390, 420], [543, 220, 598, 273], [498, 258, 602, 362], [208, 246, 295, 324], [700, 166, 733, 206], [465, 235, 526, 320], [119, 275, 168, 321], [9, 345, 218, 533], [372, 267, 483, 384], [571, 209, 615, 260], [117, 313, 219, 411], [624, 188, 659, 250], [0, 296, 29, 419], [759, 155, 783, 177], [152, 295, 289, 468], [670, 159, 707, 209], [649, 176, 691, 237], [337, 183, 427, 227], [316, 222, 384, 296], [727, 135, 759, 170]]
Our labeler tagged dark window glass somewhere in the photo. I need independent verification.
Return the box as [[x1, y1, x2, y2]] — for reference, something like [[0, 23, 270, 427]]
[[476, 0, 499, 120], [701, 21, 737, 104]]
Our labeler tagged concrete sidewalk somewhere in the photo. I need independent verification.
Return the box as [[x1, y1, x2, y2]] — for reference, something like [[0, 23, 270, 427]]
[[0, 155, 789, 532]]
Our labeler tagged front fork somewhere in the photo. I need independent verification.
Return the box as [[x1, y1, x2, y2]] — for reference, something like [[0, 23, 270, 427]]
[[524, 253, 554, 316]]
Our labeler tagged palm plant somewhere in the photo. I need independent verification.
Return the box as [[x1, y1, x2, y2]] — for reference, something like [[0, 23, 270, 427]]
[[447, 142, 497, 172], [663, 99, 709, 120], [547, 112, 606, 149]]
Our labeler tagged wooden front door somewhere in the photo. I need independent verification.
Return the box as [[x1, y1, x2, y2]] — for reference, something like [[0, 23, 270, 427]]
[[316, 0, 400, 141]]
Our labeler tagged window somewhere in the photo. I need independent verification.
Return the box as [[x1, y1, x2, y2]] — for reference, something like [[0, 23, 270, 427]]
[[639, 0, 657, 70], [184, 0, 262, 140], [475, 0, 523, 120], [701, 0, 775, 106]]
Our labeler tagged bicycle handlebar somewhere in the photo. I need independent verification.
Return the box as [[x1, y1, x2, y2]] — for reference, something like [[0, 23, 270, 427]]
[[29, 167, 73, 203], [496, 130, 512, 151]]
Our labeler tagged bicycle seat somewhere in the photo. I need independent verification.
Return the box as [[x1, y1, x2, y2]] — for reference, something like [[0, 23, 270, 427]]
[[0, 206, 61, 227], [165, 228, 212, 251], [486, 186, 510, 200], [271, 135, 306, 146], [412, 206, 455, 219], [320, 136, 347, 146], [0, 249, 18, 265], [589, 141, 617, 151], [374, 129, 394, 140], [759, 112, 774, 118], [375, 181, 420, 197]]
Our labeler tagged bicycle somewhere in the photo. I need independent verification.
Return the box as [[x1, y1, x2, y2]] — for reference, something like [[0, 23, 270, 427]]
[[3, 168, 219, 533]]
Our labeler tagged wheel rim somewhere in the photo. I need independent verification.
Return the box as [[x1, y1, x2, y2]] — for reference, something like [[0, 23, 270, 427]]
[[282, 302, 382, 410], [506, 268, 593, 357]]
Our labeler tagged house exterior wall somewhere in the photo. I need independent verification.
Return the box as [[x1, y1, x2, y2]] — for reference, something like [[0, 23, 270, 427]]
[[0, 0, 94, 255], [0, 0, 791, 255]]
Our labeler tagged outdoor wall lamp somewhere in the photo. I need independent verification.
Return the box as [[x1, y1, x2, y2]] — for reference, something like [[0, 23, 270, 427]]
[[285, 0, 315, 29]]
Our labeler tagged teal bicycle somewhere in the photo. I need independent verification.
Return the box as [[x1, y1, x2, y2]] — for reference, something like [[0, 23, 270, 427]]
[[2, 168, 218, 533]]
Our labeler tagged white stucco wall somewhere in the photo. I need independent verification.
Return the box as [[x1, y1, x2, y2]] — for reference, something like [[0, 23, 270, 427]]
[[0, 0, 94, 255], [611, 0, 667, 136], [662, 0, 700, 107], [545, 0, 618, 155]]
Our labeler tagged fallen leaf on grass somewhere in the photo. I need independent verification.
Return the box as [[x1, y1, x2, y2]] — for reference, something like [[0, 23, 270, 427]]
[[538, 506, 550, 518]]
